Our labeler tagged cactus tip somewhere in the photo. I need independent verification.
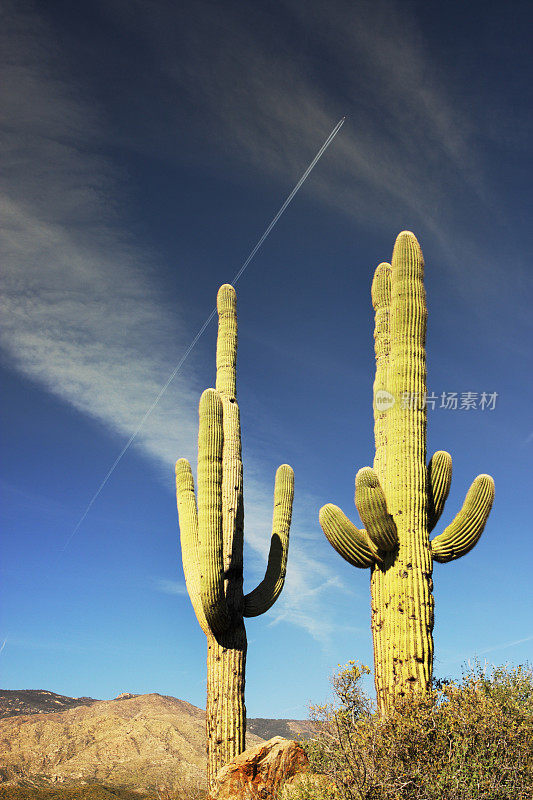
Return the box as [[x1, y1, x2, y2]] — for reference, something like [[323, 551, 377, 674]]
[[199, 387, 222, 413], [356, 466, 379, 488], [477, 474, 495, 493], [397, 229, 416, 238], [175, 457, 189, 474], [371, 262, 392, 309], [392, 230, 424, 272], [318, 504, 331, 525], [277, 463, 294, 473], [200, 386, 218, 398], [393, 230, 422, 252], [217, 284, 237, 310]]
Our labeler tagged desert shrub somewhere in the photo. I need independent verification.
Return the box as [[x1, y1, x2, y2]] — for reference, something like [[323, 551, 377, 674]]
[[0, 786, 153, 799], [156, 783, 207, 800], [0, 785, 208, 800], [286, 660, 533, 800]]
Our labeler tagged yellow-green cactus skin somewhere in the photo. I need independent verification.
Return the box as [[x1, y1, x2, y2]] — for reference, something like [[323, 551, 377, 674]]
[[175, 285, 294, 787], [319, 232, 494, 715]]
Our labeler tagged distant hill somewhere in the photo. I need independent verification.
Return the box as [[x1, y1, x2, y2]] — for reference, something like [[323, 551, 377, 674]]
[[0, 691, 98, 720], [246, 717, 314, 741], [0, 690, 315, 793]]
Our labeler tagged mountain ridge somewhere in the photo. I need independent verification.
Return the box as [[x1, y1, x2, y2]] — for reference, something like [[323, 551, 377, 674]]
[[0, 690, 315, 793]]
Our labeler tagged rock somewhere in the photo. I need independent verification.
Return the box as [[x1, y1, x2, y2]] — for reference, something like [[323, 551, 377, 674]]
[[209, 736, 308, 800]]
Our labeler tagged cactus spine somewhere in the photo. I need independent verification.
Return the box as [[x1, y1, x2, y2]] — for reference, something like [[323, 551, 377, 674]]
[[320, 232, 494, 715], [175, 284, 294, 787]]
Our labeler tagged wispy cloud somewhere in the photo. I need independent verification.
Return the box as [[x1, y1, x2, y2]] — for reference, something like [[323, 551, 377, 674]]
[[0, 2, 350, 646], [1, 2, 200, 477], [476, 634, 533, 657], [154, 512, 357, 648], [439, 634, 533, 669], [100, 0, 531, 327], [104, 0, 485, 238], [241, 478, 362, 647], [152, 578, 188, 596]]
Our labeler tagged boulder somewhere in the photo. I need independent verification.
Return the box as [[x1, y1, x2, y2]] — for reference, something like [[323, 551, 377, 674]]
[[209, 736, 308, 800]]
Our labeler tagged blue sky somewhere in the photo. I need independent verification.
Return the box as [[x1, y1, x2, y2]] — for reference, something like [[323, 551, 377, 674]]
[[1, 0, 532, 718]]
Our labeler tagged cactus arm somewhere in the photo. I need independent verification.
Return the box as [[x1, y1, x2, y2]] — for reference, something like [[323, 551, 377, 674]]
[[427, 451, 452, 532], [219, 395, 244, 603], [243, 464, 295, 617], [216, 284, 237, 399], [431, 474, 494, 563], [371, 262, 391, 480], [214, 284, 245, 611], [197, 388, 230, 634], [355, 467, 397, 551], [319, 504, 377, 568], [175, 458, 209, 635], [370, 262, 392, 710]]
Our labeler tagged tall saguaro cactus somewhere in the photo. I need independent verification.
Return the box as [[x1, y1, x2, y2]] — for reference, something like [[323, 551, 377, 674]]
[[175, 284, 294, 787], [320, 232, 494, 714]]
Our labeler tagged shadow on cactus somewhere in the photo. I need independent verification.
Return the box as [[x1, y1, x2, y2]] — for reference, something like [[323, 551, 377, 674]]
[[175, 284, 294, 789], [319, 232, 494, 715]]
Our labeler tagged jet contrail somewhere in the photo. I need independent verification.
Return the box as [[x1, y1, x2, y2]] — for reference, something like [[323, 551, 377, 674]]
[[64, 116, 346, 549]]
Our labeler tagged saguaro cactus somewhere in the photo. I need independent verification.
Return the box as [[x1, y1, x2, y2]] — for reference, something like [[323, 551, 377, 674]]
[[175, 284, 294, 787], [320, 232, 494, 715]]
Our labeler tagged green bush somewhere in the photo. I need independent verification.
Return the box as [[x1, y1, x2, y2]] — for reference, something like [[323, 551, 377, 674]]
[[0, 786, 207, 800], [0, 787, 153, 800], [284, 660, 533, 800]]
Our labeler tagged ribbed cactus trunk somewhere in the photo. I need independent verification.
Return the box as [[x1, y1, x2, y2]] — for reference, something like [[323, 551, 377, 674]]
[[206, 629, 246, 779], [370, 235, 433, 710], [204, 289, 247, 781], [176, 285, 294, 789], [320, 232, 494, 715]]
